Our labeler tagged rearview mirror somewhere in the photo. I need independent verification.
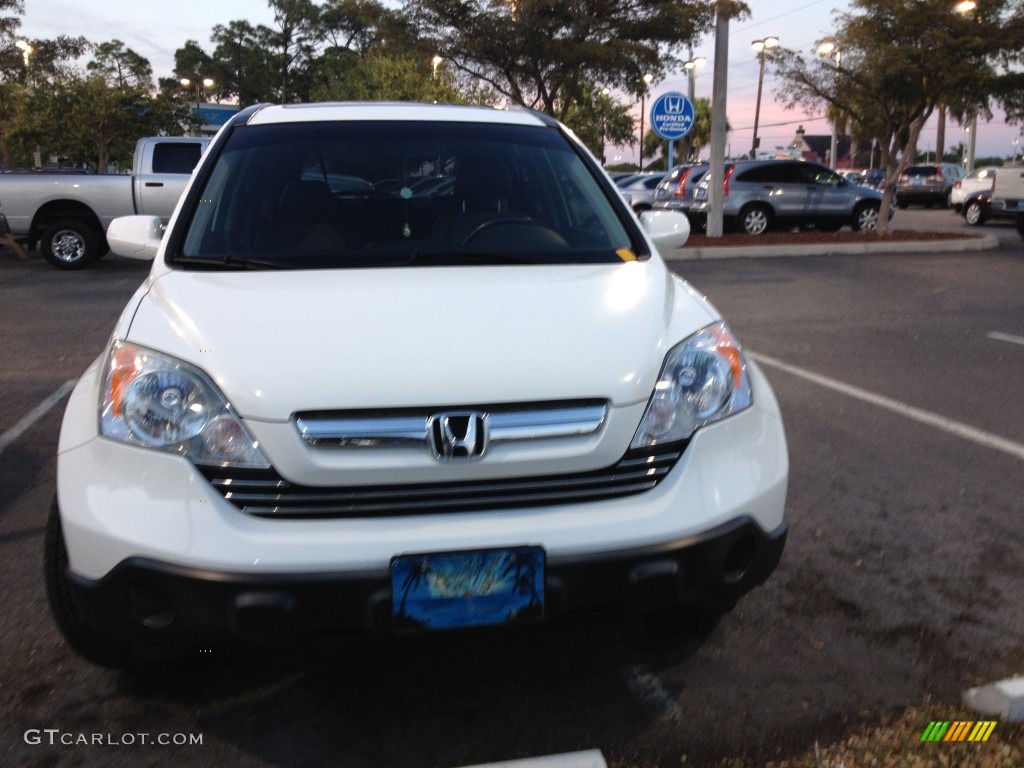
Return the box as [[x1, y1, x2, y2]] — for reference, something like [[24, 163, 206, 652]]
[[639, 210, 690, 251], [106, 215, 163, 260]]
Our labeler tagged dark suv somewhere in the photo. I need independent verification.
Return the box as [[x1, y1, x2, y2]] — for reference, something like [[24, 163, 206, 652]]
[[690, 159, 886, 235], [895, 164, 964, 209]]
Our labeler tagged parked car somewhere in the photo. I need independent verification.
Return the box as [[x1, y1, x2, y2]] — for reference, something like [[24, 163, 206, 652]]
[[951, 166, 998, 212], [615, 172, 666, 212], [959, 190, 1019, 226], [46, 102, 788, 668], [842, 170, 867, 186], [894, 163, 964, 209], [690, 159, 887, 235], [861, 168, 887, 192], [652, 163, 710, 226]]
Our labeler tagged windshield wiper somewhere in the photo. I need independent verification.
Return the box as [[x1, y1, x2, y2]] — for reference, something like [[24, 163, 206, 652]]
[[396, 251, 544, 266], [170, 254, 290, 270]]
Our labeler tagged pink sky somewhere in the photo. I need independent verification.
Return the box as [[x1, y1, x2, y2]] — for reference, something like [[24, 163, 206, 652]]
[[611, 1, 1021, 165]]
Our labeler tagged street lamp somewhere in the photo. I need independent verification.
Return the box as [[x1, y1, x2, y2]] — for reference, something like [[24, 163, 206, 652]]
[[818, 41, 841, 169], [638, 72, 653, 171], [956, 1, 980, 172], [750, 36, 778, 158], [15, 39, 33, 70], [16, 40, 41, 167], [431, 55, 443, 80], [180, 77, 214, 137]]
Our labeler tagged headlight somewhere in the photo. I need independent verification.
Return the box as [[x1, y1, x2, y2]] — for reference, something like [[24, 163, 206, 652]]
[[99, 341, 270, 468], [630, 322, 752, 448]]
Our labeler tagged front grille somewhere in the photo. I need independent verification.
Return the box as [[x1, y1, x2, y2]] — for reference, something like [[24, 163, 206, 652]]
[[196, 444, 686, 519]]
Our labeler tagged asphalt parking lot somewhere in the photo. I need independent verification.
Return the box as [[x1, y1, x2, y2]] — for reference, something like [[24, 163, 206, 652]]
[[1, 210, 1022, 767]]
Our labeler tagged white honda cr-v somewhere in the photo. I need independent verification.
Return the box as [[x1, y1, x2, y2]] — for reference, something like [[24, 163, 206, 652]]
[[47, 102, 788, 668]]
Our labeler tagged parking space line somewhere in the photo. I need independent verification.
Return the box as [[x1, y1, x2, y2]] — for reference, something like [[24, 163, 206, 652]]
[[0, 379, 77, 456], [988, 331, 1024, 347], [749, 352, 1024, 462]]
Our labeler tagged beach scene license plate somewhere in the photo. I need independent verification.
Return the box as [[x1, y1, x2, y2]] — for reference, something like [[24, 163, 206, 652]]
[[391, 547, 545, 632]]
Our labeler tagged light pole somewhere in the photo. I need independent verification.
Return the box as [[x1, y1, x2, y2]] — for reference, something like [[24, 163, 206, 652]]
[[15, 39, 33, 71], [180, 77, 214, 137], [16, 40, 41, 167], [598, 86, 611, 165], [818, 41, 841, 169], [682, 55, 705, 163], [638, 72, 653, 171], [750, 36, 778, 159], [955, 1, 980, 172]]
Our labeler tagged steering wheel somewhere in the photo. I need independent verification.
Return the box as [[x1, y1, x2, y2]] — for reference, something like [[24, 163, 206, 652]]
[[460, 215, 534, 246]]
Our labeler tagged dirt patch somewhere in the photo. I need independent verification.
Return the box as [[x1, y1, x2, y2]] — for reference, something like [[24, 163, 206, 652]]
[[686, 229, 983, 248]]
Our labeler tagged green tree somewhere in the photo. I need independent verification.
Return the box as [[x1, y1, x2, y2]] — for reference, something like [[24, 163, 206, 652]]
[[267, 0, 321, 102], [206, 21, 278, 105], [562, 87, 636, 164], [88, 40, 152, 88], [771, 0, 1021, 232], [405, 0, 727, 121]]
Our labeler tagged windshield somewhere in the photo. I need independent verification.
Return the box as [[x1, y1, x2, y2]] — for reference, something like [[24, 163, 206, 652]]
[[173, 120, 638, 270]]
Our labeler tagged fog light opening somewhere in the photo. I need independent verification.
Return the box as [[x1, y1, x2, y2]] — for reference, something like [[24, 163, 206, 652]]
[[128, 581, 175, 630], [722, 536, 756, 585]]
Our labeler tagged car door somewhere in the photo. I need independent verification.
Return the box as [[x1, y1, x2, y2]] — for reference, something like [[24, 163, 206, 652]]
[[757, 162, 806, 219], [798, 163, 850, 218]]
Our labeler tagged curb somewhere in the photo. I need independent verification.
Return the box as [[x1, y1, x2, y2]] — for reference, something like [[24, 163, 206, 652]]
[[963, 677, 1024, 722], [664, 234, 1000, 261]]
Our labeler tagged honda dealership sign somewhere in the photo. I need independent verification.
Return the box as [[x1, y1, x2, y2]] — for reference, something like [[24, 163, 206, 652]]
[[650, 92, 695, 141]]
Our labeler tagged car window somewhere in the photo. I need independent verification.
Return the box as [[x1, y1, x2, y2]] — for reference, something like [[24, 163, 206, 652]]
[[151, 143, 204, 175], [902, 166, 936, 178], [761, 163, 804, 184], [797, 164, 841, 186], [177, 121, 638, 269]]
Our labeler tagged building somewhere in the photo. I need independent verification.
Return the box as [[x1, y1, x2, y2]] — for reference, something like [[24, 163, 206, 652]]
[[788, 125, 852, 168]]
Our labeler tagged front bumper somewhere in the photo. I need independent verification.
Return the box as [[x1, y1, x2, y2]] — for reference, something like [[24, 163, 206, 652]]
[[66, 516, 786, 653], [56, 358, 788, 652]]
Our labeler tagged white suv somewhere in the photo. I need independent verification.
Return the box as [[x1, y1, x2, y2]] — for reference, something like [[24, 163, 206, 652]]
[[46, 103, 788, 667]]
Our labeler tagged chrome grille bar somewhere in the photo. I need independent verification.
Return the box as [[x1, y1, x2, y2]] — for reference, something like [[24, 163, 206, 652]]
[[295, 402, 607, 448], [197, 444, 685, 519]]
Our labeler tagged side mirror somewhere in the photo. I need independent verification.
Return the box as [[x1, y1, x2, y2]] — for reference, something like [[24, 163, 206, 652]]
[[106, 215, 163, 260], [639, 209, 690, 250]]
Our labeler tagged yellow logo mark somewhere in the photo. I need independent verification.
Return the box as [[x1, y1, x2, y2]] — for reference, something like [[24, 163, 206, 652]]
[[921, 720, 997, 742]]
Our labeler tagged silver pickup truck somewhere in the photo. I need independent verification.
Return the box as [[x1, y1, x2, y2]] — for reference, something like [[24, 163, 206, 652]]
[[0, 136, 209, 269]]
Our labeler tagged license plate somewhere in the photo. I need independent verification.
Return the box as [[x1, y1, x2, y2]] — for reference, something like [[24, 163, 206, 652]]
[[391, 547, 544, 631]]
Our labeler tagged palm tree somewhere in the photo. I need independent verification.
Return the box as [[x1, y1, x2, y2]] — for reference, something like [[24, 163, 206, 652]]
[[396, 558, 431, 621]]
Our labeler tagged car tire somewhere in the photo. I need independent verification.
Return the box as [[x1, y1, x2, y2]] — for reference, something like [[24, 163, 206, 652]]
[[896, 200, 908, 210], [964, 200, 986, 226], [852, 201, 881, 232], [40, 218, 106, 270], [44, 498, 135, 669], [1016, 213, 1024, 240], [738, 204, 771, 235]]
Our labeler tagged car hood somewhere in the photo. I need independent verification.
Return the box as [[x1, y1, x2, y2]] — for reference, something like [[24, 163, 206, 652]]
[[126, 261, 716, 421]]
